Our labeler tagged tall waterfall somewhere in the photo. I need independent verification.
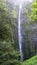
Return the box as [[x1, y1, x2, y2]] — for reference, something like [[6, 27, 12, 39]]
[[18, 3, 23, 60]]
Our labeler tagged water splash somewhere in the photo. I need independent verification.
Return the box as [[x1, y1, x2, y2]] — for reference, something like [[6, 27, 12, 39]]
[[18, 3, 23, 60]]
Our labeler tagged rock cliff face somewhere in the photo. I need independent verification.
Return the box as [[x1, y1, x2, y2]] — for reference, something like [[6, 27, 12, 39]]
[[6, 0, 37, 60]]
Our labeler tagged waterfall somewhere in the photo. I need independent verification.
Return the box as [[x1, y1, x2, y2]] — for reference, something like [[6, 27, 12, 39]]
[[18, 3, 23, 60]]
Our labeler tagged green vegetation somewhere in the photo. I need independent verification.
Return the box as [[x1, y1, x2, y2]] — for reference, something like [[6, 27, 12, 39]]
[[31, 0, 37, 21], [22, 55, 37, 65], [0, 0, 37, 65], [0, 0, 20, 65]]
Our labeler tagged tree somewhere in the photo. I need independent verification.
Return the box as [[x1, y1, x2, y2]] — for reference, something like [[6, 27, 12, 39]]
[[0, 0, 21, 65], [30, 0, 37, 21]]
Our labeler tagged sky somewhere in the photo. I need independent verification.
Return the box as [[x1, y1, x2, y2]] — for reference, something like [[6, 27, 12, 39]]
[[6, 0, 33, 3], [5, 0, 33, 5], [15, 0, 33, 5], [16, 0, 33, 3], [28, 0, 33, 2]]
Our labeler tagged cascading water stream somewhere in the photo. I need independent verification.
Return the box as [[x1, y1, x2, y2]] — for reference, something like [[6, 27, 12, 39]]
[[18, 3, 23, 60]]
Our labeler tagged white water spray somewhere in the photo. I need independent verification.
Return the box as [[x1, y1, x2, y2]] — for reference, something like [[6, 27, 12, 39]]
[[18, 3, 23, 60]]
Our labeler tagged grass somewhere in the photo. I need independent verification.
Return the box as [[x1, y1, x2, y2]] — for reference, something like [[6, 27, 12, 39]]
[[22, 55, 37, 65]]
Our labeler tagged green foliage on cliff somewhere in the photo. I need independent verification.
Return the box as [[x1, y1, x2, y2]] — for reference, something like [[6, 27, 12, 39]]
[[30, 0, 37, 21], [22, 55, 37, 65], [0, 0, 20, 65]]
